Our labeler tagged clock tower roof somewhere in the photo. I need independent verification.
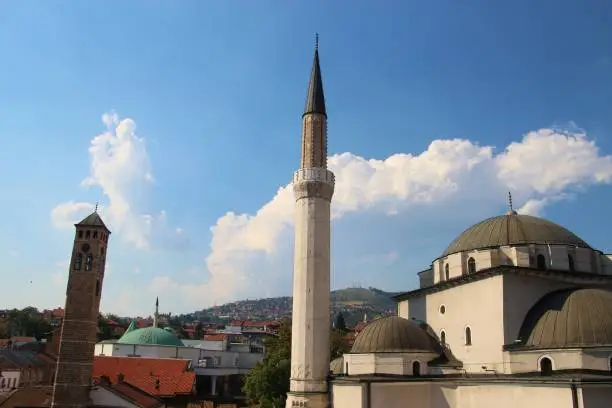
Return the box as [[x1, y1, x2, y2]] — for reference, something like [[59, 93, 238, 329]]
[[76, 211, 110, 231]]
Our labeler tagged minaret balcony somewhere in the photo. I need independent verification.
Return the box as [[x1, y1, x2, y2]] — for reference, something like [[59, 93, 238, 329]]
[[292, 167, 335, 186]]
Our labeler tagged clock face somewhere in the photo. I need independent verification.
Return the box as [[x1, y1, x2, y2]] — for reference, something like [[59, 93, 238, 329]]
[[81, 243, 91, 253]]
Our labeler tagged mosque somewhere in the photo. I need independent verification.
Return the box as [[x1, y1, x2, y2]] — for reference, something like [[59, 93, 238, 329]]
[[329, 208, 612, 407], [286, 38, 612, 408]]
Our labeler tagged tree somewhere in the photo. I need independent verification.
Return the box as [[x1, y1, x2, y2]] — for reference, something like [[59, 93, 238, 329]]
[[243, 319, 291, 408], [334, 313, 347, 332], [330, 329, 350, 360], [97, 316, 114, 341], [194, 322, 203, 340], [4, 308, 53, 340], [243, 319, 350, 407]]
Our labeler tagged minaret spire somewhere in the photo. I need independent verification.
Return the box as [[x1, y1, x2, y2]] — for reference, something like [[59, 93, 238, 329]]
[[303, 34, 327, 119], [153, 297, 159, 328], [287, 37, 335, 408]]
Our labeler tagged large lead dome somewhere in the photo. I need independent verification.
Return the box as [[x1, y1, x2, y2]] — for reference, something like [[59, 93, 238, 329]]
[[441, 213, 591, 257]]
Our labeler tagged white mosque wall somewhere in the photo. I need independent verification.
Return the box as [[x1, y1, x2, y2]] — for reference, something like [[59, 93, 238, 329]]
[[331, 380, 605, 408], [370, 382, 456, 408], [456, 383, 576, 408], [505, 347, 612, 374], [581, 348, 612, 371], [344, 352, 438, 376], [501, 273, 575, 350], [331, 383, 363, 408], [429, 245, 602, 287], [93, 342, 263, 371], [504, 349, 581, 374], [399, 275, 506, 373]]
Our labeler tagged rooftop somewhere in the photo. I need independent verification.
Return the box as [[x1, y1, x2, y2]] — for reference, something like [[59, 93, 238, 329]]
[[441, 213, 591, 257], [92, 356, 195, 398]]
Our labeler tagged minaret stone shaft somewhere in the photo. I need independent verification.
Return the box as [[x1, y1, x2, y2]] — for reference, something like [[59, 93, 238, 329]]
[[286, 38, 335, 408]]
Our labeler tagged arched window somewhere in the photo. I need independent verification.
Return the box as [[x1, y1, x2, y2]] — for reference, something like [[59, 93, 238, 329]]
[[467, 257, 476, 274], [536, 254, 547, 270], [445, 264, 450, 280], [465, 327, 472, 346], [568, 254, 575, 272], [95, 280, 100, 296], [85, 254, 93, 271], [78, 230, 83, 239], [440, 330, 446, 345], [412, 361, 421, 376], [74, 253, 82, 271], [539, 357, 553, 376], [85, 230, 91, 238]]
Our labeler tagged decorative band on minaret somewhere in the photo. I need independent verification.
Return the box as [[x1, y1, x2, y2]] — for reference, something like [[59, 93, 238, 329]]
[[286, 36, 335, 408]]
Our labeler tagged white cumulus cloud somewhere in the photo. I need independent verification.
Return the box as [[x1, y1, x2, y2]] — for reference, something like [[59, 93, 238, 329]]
[[50, 112, 186, 251], [149, 127, 612, 310]]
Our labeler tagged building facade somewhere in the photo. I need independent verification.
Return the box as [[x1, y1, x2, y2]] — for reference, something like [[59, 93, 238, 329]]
[[329, 209, 612, 408]]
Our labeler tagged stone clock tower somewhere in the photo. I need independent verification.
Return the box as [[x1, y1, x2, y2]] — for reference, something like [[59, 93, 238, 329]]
[[51, 209, 110, 408], [286, 37, 335, 408]]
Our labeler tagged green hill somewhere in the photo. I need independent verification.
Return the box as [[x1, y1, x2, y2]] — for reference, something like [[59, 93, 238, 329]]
[[192, 287, 400, 327]]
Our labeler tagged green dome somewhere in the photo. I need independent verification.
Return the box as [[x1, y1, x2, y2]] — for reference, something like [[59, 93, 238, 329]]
[[117, 326, 184, 347]]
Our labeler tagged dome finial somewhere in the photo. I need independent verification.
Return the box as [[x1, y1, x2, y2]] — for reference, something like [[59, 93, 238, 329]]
[[507, 191, 517, 215], [94, 202, 99, 213], [315, 33, 319, 51]]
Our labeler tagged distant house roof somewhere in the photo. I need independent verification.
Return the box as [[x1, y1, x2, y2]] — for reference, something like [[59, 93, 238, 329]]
[[203, 334, 227, 341], [98, 382, 165, 408], [92, 356, 196, 398], [0, 384, 164, 408], [0, 337, 37, 349], [0, 386, 53, 407], [0, 349, 52, 369]]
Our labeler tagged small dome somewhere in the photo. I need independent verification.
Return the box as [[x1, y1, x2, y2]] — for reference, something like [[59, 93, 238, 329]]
[[330, 357, 343, 374], [441, 213, 590, 257], [517, 288, 612, 349], [351, 316, 440, 353], [117, 327, 184, 347]]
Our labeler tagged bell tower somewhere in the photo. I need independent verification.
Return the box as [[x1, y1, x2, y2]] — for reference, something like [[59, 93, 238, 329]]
[[51, 208, 110, 408]]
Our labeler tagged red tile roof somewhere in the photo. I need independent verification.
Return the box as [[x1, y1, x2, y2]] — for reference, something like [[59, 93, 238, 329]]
[[101, 382, 164, 408], [203, 334, 227, 341], [92, 356, 196, 398]]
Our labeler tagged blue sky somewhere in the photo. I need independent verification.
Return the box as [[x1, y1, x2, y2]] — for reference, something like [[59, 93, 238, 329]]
[[1, 1, 611, 316]]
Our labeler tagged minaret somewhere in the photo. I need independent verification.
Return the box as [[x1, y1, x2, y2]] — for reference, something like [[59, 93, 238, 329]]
[[52, 208, 110, 408], [286, 35, 335, 408], [153, 297, 159, 328]]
